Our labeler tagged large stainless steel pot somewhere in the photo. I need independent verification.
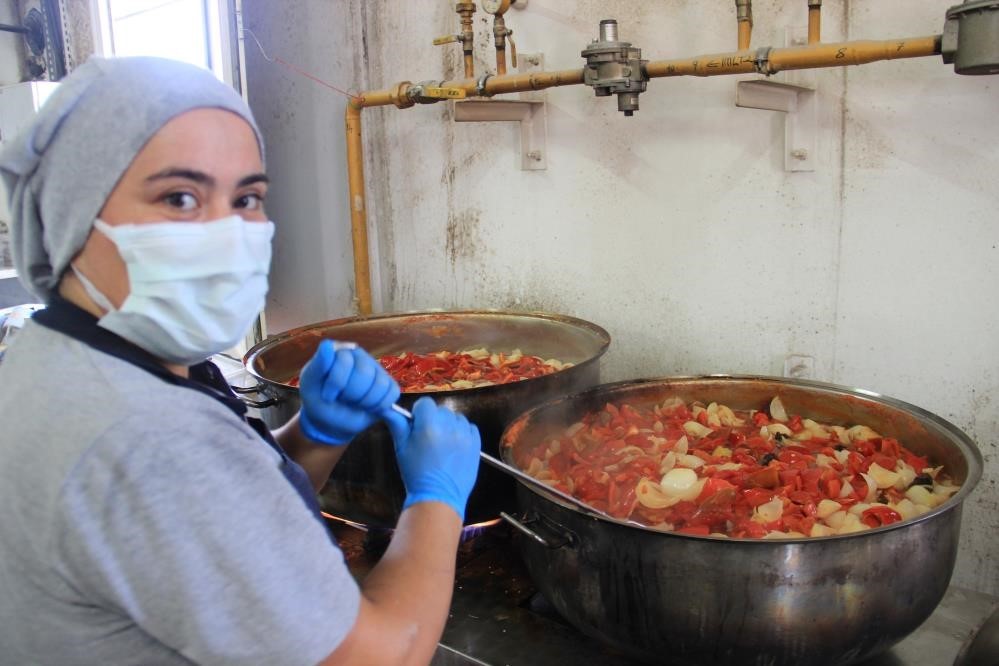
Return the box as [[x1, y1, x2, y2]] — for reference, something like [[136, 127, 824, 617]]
[[243, 310, 610, 527], [500, 376, 983, 666]]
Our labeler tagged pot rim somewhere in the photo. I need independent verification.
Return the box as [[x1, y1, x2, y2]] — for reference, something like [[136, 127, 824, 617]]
[[242, 309, 612, 397], [501, 374, 984, 543]]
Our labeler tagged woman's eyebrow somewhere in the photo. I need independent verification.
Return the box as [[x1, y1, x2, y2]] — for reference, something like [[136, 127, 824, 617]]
[[145, 168, 215, 186], [237, 173, 269, 188]]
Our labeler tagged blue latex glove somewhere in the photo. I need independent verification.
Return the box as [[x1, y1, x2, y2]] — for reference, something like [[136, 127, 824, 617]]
[[297, 340, 401, 446], [384, 396, 481, 520]]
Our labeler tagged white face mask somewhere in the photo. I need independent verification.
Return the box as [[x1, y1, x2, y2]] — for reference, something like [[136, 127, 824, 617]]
[[73, 215, 274, 366]]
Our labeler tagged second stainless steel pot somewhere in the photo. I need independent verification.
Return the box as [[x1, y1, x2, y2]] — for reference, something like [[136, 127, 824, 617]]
[[243, 310, 610, 527], [500, 376, 983, 666]]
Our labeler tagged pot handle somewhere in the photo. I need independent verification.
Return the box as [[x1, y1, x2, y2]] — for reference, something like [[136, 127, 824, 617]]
[[500, 512, 575, 550], [229, 382, 284, 409]]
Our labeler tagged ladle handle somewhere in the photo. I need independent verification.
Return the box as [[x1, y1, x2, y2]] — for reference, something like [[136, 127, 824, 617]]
[[386, 398, 612, 521], [478, 450, 610, 519]]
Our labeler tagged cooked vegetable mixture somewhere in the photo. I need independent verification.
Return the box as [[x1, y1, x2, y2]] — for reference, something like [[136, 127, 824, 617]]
[[513, 396, 960, 538]]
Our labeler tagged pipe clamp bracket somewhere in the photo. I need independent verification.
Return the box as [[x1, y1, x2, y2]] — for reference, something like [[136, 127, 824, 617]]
[[754, 46, 774, 75], [476, 74, 493, 97]]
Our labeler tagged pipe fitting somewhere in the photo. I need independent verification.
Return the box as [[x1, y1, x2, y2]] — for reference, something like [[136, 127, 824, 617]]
[[390, 81, 416, 109], [942, 0, 999, 74], [407, 80, 449, 104], [580, 19, 649, 116], [736, 0, 753, 23]]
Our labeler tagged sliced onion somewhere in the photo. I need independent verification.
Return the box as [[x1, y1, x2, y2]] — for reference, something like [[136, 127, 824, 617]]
[[526, 457, 544, 477], [811, 523, 835, 537], [677, 453, 705, 469], [660, 397, 684, 412], [673, 435, 690, 455], [766, 423, 793, 438], [769, 396, 788, 422], [754, 498, 784, 523], [905, 485, 936, 508], [848, 502, 872, 516], [895, 499, 917, 521], [895, 462, 916, 490], [867, 462, 900, 489], [824, 510, 848, 529], [706, 402, 722, 428], [636, 477, 682, 509], [838, 478, 854, 499], [816, 499, 841, 519], [565, 422, 585, 438], [815, 453, 835, 468], [718, 404, 745, 427], [859, 472, 878, 502], [846, 425, 881, 442], [659, 451, 677, 475], [831, 426, 850, 445], [660, 468, 704, 501], [683, 421, 713, 439]]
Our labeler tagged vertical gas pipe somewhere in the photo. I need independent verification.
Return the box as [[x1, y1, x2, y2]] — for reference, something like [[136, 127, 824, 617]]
[[457, 2, 476, 77], [808, 0, 822, 44], [345, 101, 373, 315], [494, 13, 510, 74], [736, 0, 753, 50]]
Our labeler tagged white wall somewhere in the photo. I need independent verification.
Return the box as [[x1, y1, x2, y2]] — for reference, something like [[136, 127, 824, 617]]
[[243, 0, 370, 334], [249, 0, 998, 593]]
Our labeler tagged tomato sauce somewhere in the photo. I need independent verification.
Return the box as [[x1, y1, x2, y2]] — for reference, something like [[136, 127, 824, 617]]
[[286, 348, 569, 393], [514, 397, 960, 539]]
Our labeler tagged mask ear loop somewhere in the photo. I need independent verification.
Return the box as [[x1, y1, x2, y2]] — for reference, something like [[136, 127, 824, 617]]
[[71, 264, 117, 314]]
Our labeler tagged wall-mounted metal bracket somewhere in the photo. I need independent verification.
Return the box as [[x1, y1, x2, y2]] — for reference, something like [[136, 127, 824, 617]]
[[453, 52, 548, 170], [735, 27, 817, 172]]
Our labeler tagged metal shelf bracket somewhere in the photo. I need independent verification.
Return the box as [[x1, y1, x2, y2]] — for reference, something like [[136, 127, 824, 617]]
[[736, 27, 817, 172], [453, 52, 548, 170]]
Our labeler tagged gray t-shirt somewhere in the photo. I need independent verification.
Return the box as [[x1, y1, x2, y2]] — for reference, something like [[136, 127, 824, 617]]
[[0, 320, 361, 665]]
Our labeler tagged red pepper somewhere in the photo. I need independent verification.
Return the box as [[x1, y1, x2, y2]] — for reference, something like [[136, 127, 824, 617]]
[[861, 506, 903, 528], [742, 488, 775, 507]]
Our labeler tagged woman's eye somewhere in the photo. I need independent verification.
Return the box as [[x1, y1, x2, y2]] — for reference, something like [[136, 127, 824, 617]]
[[163, 192, 198, 211], [235, 193, 265, 211]]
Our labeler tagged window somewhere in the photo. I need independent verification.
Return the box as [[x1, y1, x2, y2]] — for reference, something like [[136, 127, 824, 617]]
[[93, 0, 237, 86]]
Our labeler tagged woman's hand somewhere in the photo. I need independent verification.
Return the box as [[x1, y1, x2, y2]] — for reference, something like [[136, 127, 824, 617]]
[[384, 396, 481, 520], [297, 340, 401, 446]]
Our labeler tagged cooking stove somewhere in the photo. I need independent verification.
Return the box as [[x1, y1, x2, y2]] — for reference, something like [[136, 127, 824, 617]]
[[324, 516, 998, 666]]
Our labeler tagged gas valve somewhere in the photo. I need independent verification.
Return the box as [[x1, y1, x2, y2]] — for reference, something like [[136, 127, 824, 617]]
[[580, 19, 649, 116]]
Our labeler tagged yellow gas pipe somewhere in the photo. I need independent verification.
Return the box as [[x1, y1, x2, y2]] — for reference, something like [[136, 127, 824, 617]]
[[808, 0, 822, 45], [345, 34, 941, 315], [736, 0, 753, 50], [457, 2, 476, 78]]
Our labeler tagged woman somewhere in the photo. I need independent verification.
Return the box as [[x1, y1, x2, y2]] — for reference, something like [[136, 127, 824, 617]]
[[0, 56, 480, 665]]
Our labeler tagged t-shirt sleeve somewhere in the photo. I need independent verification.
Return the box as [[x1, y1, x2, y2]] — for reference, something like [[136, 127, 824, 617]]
[[52, 408, 360, 666]]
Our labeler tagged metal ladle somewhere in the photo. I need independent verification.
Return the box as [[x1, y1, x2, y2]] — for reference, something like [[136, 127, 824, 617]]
[[388, 402, 616, 520]]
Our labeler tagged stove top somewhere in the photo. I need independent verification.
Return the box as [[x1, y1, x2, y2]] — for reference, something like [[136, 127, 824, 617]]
[[325, 518, 998, 666]]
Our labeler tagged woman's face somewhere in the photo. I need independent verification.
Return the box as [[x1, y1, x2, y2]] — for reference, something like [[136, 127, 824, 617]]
[[70, 108, 268, 310]]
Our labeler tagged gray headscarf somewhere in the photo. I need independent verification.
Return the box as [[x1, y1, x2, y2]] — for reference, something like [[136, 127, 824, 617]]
[[0, 56, 264, 302]]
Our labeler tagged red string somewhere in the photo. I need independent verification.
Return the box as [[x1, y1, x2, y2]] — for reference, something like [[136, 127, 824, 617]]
[[243, 29, 362, 104]]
